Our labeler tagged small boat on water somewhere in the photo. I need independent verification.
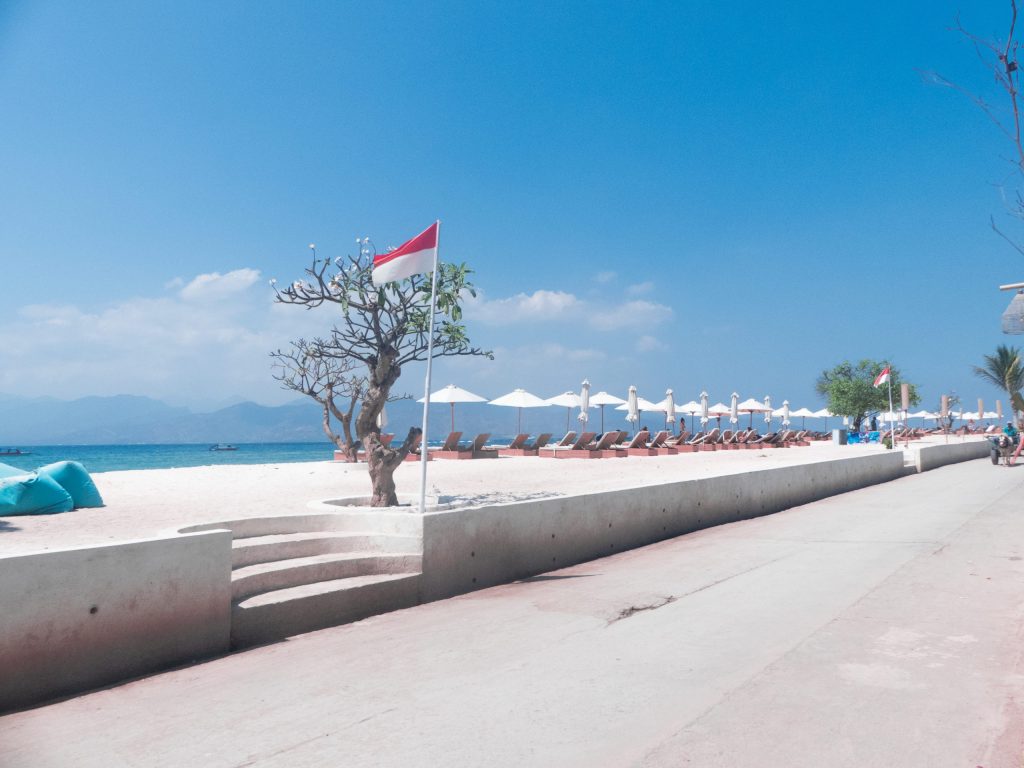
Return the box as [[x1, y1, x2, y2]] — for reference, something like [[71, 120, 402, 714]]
[[0, 448, 30, 456], [209, 444, 238, 452]]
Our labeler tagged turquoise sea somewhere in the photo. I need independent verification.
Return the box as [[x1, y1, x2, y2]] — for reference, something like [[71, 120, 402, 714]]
[[0, 438, 510, 474], [0, 443, 340, 474]]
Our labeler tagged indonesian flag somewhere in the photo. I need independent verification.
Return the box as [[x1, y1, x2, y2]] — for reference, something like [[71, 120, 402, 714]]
[[873, 367, 890, 388], [372, 222, 439, 286]]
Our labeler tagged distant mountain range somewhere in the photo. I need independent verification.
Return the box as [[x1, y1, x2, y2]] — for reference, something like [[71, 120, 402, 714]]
[[0, 393, 637, 445]]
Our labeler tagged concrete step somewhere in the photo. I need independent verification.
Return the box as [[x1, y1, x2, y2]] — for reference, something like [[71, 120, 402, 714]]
[[231, 552, 422, 601], [231, 532, 421, 568], [180, 511, 421, 539], [230, 572, 421, 648]]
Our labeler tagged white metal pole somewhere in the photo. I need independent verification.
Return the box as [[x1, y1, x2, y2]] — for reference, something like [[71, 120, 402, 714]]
[[419, 220, 441, 514], [887, 374, 895, 448]]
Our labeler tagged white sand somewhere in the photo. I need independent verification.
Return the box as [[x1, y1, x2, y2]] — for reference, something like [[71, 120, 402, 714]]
[[1, 438, 955, 555]]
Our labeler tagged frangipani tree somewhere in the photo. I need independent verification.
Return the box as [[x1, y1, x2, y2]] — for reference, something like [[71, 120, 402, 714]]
[[274, 239, 491, 506]]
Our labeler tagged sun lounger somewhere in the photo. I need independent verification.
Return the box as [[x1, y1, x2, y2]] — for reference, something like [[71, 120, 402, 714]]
[[403, 432, 431, 462], [498, 432, 553, 457], [435, 432, 494, 460], [616, 430, 658, 456], [692, 427, 720, 451], [539, 431, 597, 458]]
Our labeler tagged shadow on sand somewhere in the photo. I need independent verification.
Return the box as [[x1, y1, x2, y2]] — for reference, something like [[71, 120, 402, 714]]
[[0, 519, 22, 533]]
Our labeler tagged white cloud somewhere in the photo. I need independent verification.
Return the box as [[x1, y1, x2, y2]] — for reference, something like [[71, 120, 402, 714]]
[[0, 267, 333, 407], [636, 335, 665, 352], [467, 290, 672, 333], [464, 289, 581, 324], [589, 300, 673, 331], [594, 270, 617, 284], [627, 281, 654, 296], [179, 268, 261, 301]]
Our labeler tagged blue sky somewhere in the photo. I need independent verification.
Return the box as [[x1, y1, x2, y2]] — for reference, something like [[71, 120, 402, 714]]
[[0, 0, 1020, 414]]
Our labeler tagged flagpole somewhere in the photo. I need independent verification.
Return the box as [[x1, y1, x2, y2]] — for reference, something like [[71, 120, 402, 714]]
[[419, 220, 441, 515], [886, 372, 895, 450]]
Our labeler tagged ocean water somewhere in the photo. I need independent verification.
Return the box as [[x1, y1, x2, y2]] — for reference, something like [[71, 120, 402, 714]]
[[0, 438, 516, 474], [0, 443, 339, 474]]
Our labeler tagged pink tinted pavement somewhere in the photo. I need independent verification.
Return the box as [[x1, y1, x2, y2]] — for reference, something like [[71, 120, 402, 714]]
[[2, 457, 1022, 767]]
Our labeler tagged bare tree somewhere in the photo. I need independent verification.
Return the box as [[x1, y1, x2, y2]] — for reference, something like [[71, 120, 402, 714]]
[[274, 240, 491, 506], [271, 338, 367, 462], [926, 2, 1024, 253]]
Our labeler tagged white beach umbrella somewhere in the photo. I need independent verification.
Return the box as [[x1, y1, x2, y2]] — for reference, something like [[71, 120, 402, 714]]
[[700, 390, 709, 427], [665, 389, 675, 430], [590, 390, 625, 432], [737, 397, 769, 428], [789, 407, 816, 429], [376, 405, 388, 430], [626, 385, 639, 426], [677, 399, 702, 433], [418, 383, 488, 432], [490, 388, 549, 434], [984, 410, 999, 420], [730, 392, 739, 427], [907, 410, 932, 420], [812, 407, 833, 431], [764, 396, 772, 429], [707, 402, 730, 429], [547, 391, 583, 432], [578, 380, 591, 427], [781, 400, 790, 428]]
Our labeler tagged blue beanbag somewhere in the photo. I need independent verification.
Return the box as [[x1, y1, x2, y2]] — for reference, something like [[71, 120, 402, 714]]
[[36, 461, 104, 509], [0, 462, 27, 479], [0, 473, 74, 516]]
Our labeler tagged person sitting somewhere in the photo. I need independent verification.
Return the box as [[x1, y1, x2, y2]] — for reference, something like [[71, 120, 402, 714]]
[[1004, 421, 1018, 439]]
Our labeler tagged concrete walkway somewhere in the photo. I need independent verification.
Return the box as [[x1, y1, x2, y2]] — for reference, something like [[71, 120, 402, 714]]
[[3, 458, 1023, 767]]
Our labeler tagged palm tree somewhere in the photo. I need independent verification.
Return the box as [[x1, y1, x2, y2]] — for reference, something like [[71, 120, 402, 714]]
[[973, 345, 1024, 414]]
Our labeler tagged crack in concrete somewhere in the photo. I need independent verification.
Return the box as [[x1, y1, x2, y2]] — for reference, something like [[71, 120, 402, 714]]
[[610, 595, 677, 623]]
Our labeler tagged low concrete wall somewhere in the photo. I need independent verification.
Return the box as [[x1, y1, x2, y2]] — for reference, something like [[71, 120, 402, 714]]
[[914, 439, 990, 473], [0, 530, 232, 713], [420, 453, 904, 602]]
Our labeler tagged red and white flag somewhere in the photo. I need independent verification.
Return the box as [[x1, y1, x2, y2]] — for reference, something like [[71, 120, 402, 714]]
[[372, 222, 439, 286], [873, 367, 890, 388]]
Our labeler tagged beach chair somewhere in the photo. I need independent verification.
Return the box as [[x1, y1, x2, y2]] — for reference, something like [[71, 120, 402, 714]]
[[580, 431, 625, 458], [615, 431, 658, 456], [402, 432, 431, 462], [433, 432, 492, 460], [499, 432, 552, 457], [552, 431, 577, 448], [646, 430, 676, 455], [693, 427, 720, 451], [602, 430, 631, 457], [539, 431, 596, 458]]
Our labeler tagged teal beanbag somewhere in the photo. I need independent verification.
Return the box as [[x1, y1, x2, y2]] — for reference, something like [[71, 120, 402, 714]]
[[37, 461, 104, 509], [0, 462, 27, 479], [0, 473, 74, 516]]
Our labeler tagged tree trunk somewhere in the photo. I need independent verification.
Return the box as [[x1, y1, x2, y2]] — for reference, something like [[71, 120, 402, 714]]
[[357, 353, 415, 507]]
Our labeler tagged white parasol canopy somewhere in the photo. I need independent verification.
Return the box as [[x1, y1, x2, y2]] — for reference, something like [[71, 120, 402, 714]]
[[763, 396, 772, 427], [781, 400, 790, 427], [490, 388, 549, 434], [737, 396, 769, 428], [730, 392, 739, 426], [547, 391, 583, 432], [589, 390, 625, 432], [418, 383, 488, 432], [665, 389, 675, 427], [700, 390, 709, 426], [578, 380, 591, 426], [789, 406, 816, 429]]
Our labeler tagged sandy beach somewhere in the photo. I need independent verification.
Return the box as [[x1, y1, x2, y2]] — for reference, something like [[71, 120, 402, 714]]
[[0, 437, 945, 555]]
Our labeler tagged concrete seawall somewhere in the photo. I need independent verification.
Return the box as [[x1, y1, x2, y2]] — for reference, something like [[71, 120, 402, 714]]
[[0, 442, 988, 712], [915, 439, 990, 472], [0, 531, 232, 713], [420, 452, 906, 601]]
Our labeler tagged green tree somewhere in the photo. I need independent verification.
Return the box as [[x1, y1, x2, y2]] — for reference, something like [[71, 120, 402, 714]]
[[274, 238, 492, 506], [815, 359, 920, 431], [972, 344, 1024, 414]]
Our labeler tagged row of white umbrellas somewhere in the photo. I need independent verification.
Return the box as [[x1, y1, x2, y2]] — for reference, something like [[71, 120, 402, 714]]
[[417, 384, 835, 434]]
